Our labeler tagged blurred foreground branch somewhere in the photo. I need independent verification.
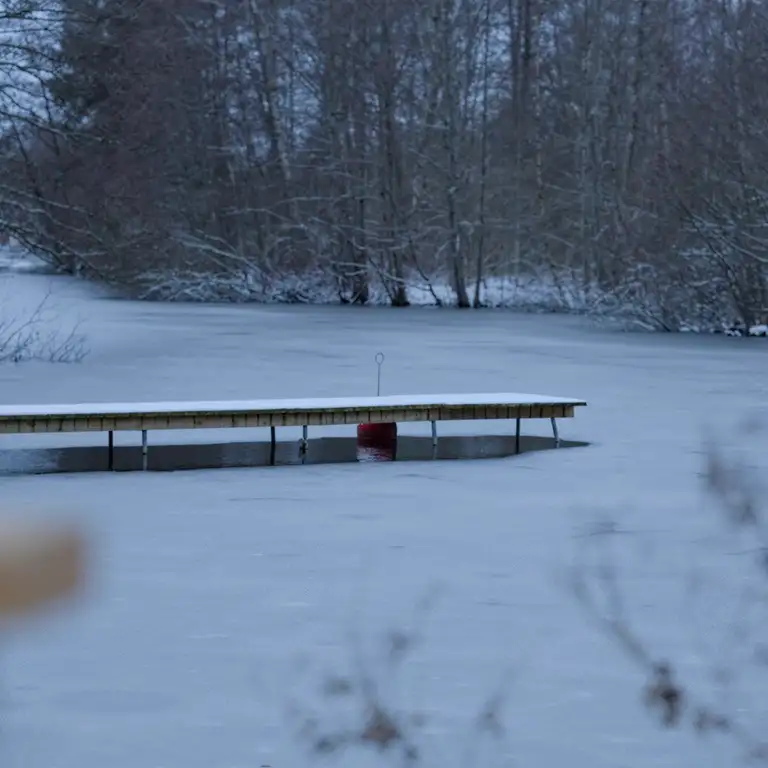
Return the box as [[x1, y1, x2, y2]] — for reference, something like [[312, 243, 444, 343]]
[[572, 419, 768, 762]]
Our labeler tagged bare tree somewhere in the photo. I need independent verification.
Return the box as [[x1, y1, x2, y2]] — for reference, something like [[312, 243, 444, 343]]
[[0, 0, 764, 324]]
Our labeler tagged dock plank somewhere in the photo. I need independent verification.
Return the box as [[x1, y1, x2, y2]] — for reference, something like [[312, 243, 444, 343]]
[[0, 392, 586, 434]]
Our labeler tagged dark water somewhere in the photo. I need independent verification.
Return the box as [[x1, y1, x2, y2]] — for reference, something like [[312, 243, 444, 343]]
[[0, 434, 587, 475]]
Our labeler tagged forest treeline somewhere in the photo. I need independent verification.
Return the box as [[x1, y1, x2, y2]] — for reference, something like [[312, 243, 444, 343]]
[[1, 0, 767, 330]]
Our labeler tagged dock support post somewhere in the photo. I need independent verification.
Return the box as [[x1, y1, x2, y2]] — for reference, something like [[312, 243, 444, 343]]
[[515, 418, 521, 454], [550, 417, 560, 448], [108, 431, 114, 470], [270, 426, 276, 466], [141, 429, 148, 470], [431, 420, 438, 447], [300, 425, 308, 463]]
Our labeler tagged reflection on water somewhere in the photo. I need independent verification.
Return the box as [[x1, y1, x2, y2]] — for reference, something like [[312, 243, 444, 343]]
[[357, 443, 397, 463], [0, 434, 588, 475], [0, 435, 587, 474]]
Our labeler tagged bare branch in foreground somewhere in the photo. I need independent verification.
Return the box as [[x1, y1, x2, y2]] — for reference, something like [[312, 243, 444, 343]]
[[0, 289, 87, 363]]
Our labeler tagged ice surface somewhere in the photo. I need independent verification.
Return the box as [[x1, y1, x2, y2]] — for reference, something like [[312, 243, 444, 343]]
[[0, 273, 766, 768], [0, 392, 586, 419]]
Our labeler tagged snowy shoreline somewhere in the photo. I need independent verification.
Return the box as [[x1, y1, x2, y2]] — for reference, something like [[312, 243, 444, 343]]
[[2, 246, 766, 337]]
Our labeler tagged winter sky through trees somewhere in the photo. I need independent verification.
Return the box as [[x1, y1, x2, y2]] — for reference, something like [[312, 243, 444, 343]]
[[0, 0, 766, 331]]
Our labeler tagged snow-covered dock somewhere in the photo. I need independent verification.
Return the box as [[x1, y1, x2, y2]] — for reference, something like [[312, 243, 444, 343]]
[[0, 392, 587, 470]]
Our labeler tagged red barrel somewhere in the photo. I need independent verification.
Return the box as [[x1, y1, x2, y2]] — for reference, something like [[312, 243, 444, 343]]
[[356, 422, 397, 462]]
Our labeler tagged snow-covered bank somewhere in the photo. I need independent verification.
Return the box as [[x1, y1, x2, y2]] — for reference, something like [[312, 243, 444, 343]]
[[3, 243, 766, 336], [103, 267, 768, 338]]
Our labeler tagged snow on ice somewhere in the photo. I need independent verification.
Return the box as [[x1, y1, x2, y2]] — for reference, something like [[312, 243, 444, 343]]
[[0, 270, 765, 768]]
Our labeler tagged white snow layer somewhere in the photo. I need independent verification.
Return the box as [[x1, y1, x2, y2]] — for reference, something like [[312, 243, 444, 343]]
[[0, 392, 586, 418]]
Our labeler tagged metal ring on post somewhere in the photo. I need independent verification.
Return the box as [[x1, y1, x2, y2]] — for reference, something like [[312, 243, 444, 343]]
[[375, 352, 385, 396]]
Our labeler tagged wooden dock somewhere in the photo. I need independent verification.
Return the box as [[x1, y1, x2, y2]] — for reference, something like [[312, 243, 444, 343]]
[[0, 392, 587, 471]]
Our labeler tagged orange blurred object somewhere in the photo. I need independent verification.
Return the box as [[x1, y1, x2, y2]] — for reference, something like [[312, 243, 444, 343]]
[[0, 521, 85, 618]]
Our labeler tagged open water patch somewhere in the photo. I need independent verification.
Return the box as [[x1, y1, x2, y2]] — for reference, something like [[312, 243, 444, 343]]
[[0, 434, 588, 475]]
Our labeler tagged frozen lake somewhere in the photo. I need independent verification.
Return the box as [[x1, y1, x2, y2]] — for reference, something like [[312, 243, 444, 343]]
[[0, 272, 766, 767]]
